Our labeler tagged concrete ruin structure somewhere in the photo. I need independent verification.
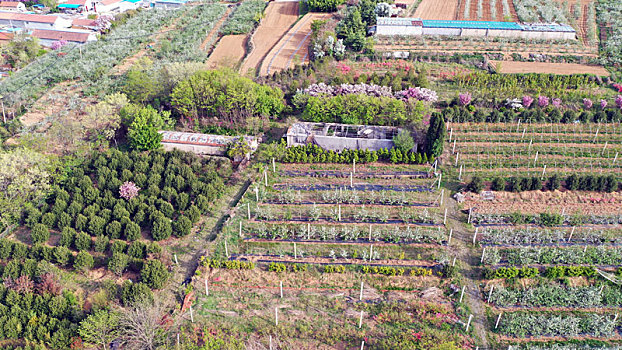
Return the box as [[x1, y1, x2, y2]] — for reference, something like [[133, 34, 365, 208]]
[[375, 18, 577, 41], [158, 131, 258, 159], [286, 122, 410, 152]]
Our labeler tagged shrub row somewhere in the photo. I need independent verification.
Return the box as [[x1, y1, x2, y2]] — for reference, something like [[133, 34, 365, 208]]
[[281, 144, 433, 165], [469, 174, 619, 193], [484, 265, 597, 279], [443, 105, 622, 124]]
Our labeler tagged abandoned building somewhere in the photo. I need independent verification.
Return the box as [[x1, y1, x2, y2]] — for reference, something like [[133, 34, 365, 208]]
[[158, 131, 259, 158], [285, 122, 412, 152]]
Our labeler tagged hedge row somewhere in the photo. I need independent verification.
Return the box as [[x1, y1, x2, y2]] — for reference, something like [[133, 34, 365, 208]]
[[281, 144, 433, 165], [469, 174, 620, 193], [443, 105, 622, 124], [484, 266, 597, 280]]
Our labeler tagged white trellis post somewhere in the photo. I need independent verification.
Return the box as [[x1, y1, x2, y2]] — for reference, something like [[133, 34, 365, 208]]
[[224, 240, 228, 258], [255, 187, 259, 202], [534, 151, 539, 165], [452, 256, 456, 266], [359, 310, 364, 328], [359, 281, 364, 300], [465, 314, 473, 332], [205, 278, 209, 296], [190, 305, 194, 323], [455, 152, 459, 167], [353, 158, 356, 174], [459, 286, 465, 303], [602, 141, 608, 155], [495, 313, 502, 329], [360, 341, 365, 350], [488, 285, 494, 302], [447, 229, 453, 245], [541, 165, 546, 179], [338, 205, 341, 221], [239, 221, 242, 238], [275, 307, 279, 325], [481, 247, 486, 263], [449, 127, 453, 142], [350, 172, 353, 187], [369, 224, 372, 241], [174, 254, 178, 265], [452, 139, 457, 153], [613, 152, 618, 165], [269, 335, 273, 350], [294, 242, 297, 259], [467, 207, 472, 223], [473, 227, 478, 244], [280, 281, 283, 298], [458, 164, 463, 181], [443, 208, 448, 225], [272, 158, 276, 172], [440, 189, 444, 206], [247, 203, 251, 219], [438, 173, 442, 189], [264, 170, 268, 186], [177, 334, 180, 349], [568, 227, 575, 242], [369, 245, 373, 262]]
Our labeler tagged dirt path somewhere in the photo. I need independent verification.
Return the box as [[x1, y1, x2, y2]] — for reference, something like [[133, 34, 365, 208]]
[[239, 1, 299, 75], [200, 6, 233, 51], [444, 190, 490, 348], [259, 12, 330, 75]]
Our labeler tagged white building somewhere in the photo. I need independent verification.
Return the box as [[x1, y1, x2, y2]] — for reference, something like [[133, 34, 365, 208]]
[[31, 28, 97, 46], [0, 13, 72, 29], [0, 1, 27, 12], [375, 17, 577, 41], [95, 0, 138, 14]]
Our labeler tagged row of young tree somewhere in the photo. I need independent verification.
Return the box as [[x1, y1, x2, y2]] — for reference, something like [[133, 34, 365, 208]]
[[443, 105, 622, 124], [468, 174, 620, 193]]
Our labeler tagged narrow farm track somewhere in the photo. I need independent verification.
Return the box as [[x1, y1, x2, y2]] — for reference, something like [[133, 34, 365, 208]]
[[444, 195, 490, 348], [200, 6, 233, 51], [239, 0, 299, 75], [260, 13, 330, 75]]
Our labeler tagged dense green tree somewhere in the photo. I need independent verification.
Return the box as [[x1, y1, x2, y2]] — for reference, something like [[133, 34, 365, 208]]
[[30, 224, 50, 244], [79, 309, 120, 350], [74, 251, 94, 272], [140, 260, 169, 289], [425, 113, 445, 158], [108, 252, 130, 276]]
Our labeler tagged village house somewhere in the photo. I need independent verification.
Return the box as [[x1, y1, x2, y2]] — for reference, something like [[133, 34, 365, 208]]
[[31, 28, 97, 46], [0, 13, 72, 29], [0, 1, 26, 12]]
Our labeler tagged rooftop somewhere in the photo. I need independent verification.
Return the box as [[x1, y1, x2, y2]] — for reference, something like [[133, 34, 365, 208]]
[[159, 131, 258, 148], [520, 22, 576, 33], [0, 12, 59, 23], [72, 18, 97, 27], [0, 1, 22, 8], [376, 17, 422, 26], [31, 28, 91, 42], [422, 20, 523, 30]]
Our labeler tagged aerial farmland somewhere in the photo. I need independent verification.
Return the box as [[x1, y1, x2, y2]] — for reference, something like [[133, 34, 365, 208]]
[[0, 0, 620, 348]]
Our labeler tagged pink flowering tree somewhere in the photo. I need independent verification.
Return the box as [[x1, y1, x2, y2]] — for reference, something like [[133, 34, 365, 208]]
[[537, 96, 549, 108], [522, 95, 534, 108], [95, 15, 114, 31], [616, 95, 622, 109], [119, 181, 140, 200], [552, 98, 561, 108], [50, 40, 67, 50], [583, 98, 593, 109], [458, 93, 472, 106], [600, 99, 608, 109], [395, 87, 438, 102]]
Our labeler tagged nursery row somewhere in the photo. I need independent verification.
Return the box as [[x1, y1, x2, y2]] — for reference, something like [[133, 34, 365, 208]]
[[450, 121, 622, 139], [253, 204, 442, 225], [487, 284, 622, 308], [243, 222, 446, 243], [443, 103, 622, 124], [202, 258, 436, 277], [483, 265, 596, 280], [483, 246, 622, 266], [260, 187, 437, 207], [478, 227, 622, 246], [495, 312, 618, 338], [468, 174, 620, 193], [281, 144, 434, 165], [471, 213, 622, 226]]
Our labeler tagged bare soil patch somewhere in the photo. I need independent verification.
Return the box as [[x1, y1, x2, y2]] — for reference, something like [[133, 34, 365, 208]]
[[207, 34, 247, 69], [239, 1, 299, 75], [490, 61, 610, 76], [413, 0, 459, 20], [259, 13, 330, 75]]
